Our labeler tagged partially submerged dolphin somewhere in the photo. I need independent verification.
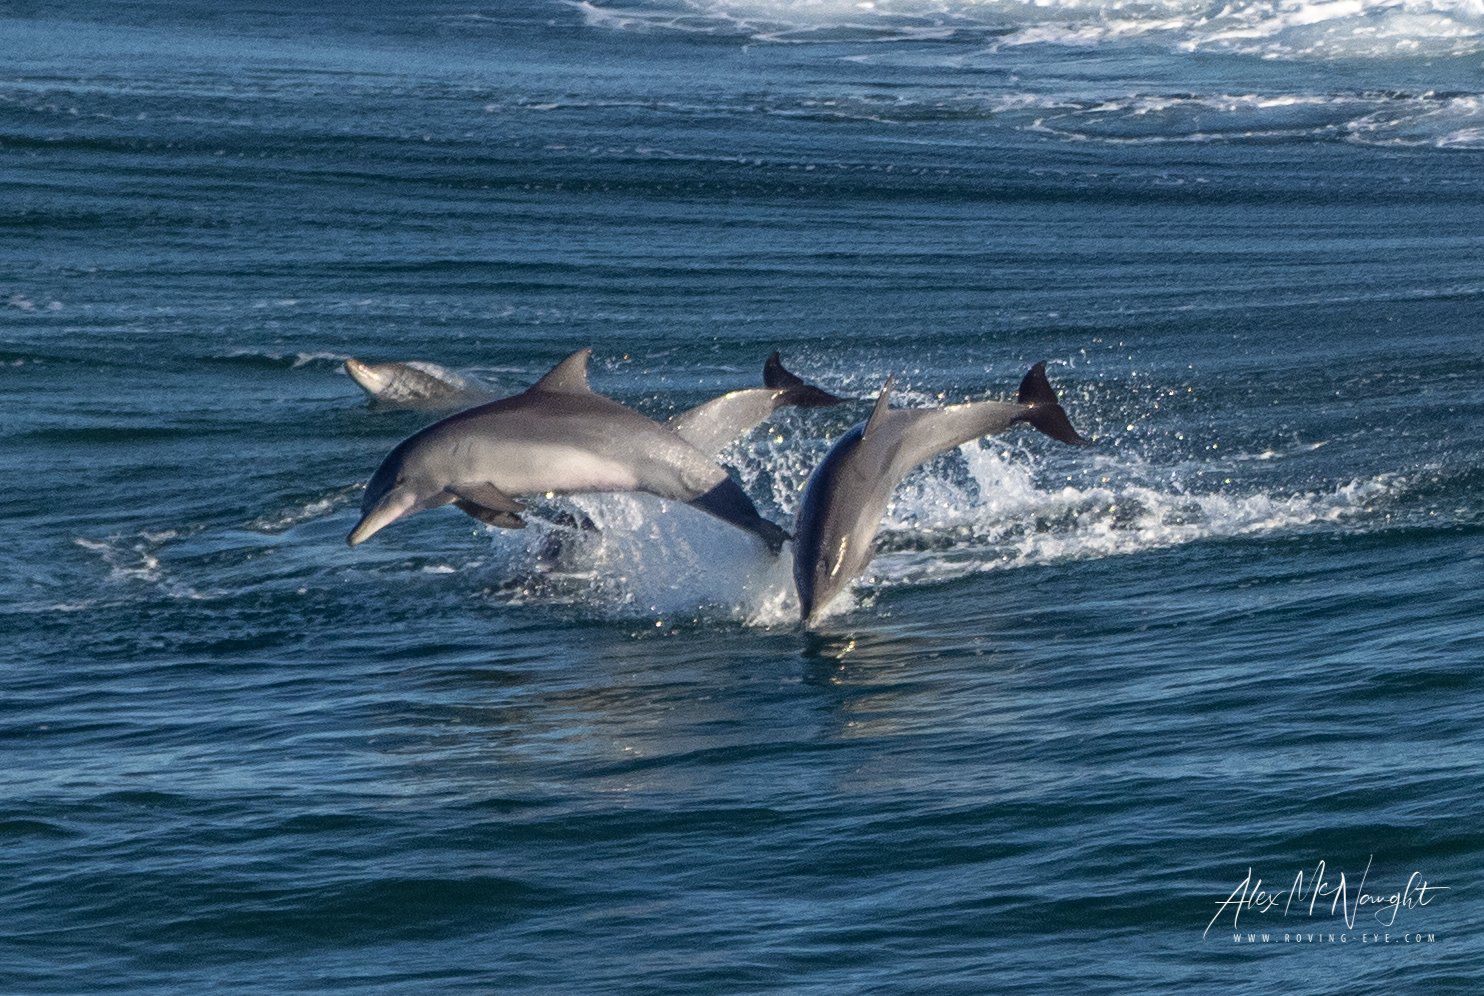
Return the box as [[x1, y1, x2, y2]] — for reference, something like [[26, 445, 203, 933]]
[[347, 349, 839, 552], [345, 351, 842, 433], [793, 362, 1090, 627], [343, 358, 494, 410], [666, 351, 846, 455]]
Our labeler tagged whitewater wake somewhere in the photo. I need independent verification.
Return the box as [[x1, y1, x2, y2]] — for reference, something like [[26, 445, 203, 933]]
[[54, 365, 1431, 628], [571, 0, 1484, 59], [480, 435, 1412, 627]]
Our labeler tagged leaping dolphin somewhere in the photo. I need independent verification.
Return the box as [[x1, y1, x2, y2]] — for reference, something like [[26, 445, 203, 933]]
[[793, 362, 1090, 628], [343, 358, 495, 410], [347, 349, 806, 552]]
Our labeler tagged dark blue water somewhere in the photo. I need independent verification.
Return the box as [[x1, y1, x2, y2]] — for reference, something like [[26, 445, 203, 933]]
[[4, 0, 1482, 990]]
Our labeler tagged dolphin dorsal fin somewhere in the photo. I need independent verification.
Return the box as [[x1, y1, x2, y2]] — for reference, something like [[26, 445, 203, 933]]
[[530, 348, 593, 394], [863, 375, 894, 441]]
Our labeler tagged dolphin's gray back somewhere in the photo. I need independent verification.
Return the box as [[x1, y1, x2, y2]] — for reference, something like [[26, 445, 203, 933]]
[[411, 389, 726, 500], [666, 388, 792, 456], [386, 361, 486, 401], [882, 401, 1026, 481], [348, 359, 493, 409]]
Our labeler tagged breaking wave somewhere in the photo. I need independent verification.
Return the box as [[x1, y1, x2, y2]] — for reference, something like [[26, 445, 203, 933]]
[[571, 0, 1484, 59], [209, 350, 350, 371], [1025, 90, 1484, 147], [483, 86, 1484, 147]]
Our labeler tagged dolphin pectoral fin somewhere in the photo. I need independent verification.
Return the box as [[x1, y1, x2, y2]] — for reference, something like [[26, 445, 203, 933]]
[[454, 500, 526, 529], [447, 482, 526, 530], [1014, 361, 1091, 447], [686, 477, 790, 555], [447, 481, 525, 515]]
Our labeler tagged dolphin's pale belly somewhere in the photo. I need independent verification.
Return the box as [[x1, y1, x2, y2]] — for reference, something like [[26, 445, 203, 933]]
[[793, 425, 864, 616]]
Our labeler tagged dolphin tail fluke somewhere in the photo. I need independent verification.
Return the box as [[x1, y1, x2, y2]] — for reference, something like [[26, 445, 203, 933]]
[[764, 351, 848, 408], [1015, 362, 1092, 447], [665, 354, 846, 457], [687, 476, 790, 555]]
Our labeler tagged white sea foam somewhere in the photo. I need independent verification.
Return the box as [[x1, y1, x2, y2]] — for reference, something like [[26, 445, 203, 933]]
[[572, 0, 1484, 59], [5, 293, 58, 312], [505, 84, 1482, 148], [495, 494, 801, 625], [486, 437, 1405, 627], [880, 88, 1484, 148], [870, 446, 1400, 587], [1346, 91, 1484, 146], [73, 531, 209, 601], [514, 5, 1484, 147], [248, 484, 363, 534], [1019, 89, 1484, 146]]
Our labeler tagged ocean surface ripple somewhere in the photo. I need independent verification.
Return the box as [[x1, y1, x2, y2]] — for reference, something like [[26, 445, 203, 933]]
[[3, 0, 1481, 990]]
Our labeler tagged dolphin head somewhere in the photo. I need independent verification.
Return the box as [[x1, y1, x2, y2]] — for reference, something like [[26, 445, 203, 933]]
[[795, 521, 877, 629], [344, 358, 396, 397], [795, 539, 842, 630], [346, 436, 447, 546], [345, 358, 486, 409]]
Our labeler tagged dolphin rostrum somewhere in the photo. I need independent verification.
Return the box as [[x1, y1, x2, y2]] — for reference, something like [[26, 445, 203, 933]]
[[343, 358, 495, 410], [347, 349, 795, 552], [793, 362, 1090, 627]]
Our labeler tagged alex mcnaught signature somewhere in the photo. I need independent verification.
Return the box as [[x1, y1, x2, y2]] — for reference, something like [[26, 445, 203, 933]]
[[1205, 856, 1446, 940]]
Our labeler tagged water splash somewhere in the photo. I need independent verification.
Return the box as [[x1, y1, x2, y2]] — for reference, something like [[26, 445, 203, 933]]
[[477, 418, 1412, 627], [492, 494, 802, 626], [72, 531, 210, 602]]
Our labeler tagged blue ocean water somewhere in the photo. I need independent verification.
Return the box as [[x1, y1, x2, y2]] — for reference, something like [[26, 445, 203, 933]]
[[3, 0, 1482, 989]]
